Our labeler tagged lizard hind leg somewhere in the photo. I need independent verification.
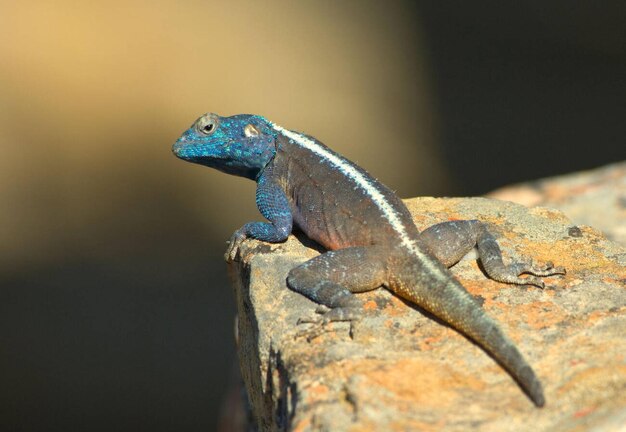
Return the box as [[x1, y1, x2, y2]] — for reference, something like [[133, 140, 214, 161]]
[[287, 246, 387, 323], [420, 220, 565, 288]]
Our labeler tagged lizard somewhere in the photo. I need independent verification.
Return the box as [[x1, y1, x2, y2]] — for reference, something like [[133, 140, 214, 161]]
[[172, 112, 565, 407]]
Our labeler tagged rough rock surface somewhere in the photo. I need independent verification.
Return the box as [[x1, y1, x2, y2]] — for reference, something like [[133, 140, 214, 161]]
[[488, 161, 626, 246], [228, 197, 626, 431]]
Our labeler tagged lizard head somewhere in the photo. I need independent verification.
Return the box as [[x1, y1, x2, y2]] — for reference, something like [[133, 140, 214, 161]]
[[172, 113, 277, 179]]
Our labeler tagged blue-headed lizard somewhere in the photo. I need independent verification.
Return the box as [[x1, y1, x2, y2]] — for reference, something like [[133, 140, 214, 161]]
[[172, 113, 565, 407]]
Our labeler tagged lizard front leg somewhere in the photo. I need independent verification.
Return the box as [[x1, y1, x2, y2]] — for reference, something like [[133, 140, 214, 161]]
[[225, 175, 292, 262], [419, 220, 565, 288], [287, 246, 387, 323]]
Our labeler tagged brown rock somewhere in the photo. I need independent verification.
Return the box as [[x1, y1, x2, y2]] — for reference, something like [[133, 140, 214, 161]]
[[488, 162, 626, 246], [228, 197, 626, 431]]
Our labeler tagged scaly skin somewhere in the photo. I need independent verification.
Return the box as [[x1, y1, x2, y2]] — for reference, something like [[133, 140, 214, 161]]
[[172, 113, 565, 407]]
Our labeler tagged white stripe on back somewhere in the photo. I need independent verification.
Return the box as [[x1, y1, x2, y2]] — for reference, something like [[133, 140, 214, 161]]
[[271, 123, 434, 265]]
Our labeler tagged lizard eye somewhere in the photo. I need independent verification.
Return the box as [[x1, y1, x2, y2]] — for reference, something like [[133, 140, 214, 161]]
[[244, 124, 260, 138], [196, 116, 218, 136]]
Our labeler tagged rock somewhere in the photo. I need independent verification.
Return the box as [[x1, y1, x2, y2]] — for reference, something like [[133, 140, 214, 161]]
[[488, 162, 626, 246], [227, 197, 626, 431]]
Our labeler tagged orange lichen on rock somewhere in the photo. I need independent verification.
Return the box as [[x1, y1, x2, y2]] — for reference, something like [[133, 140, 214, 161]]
[[512, 301, 569, 330], [230, 195, 626, 431], [363, 299, 378, 311]]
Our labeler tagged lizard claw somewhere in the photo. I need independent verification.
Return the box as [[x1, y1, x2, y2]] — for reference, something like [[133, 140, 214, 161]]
[[297, 305, 362, 326], [513, 260, 566, 278], [296, 306, 329, 324], [294, 322, 331, 341], [224, 230, 247, 262], [295, 310, 327, 341], [295, 305, 362, 341], [318, 306, 363, 323], [497, 259, 566, 288], [297, 315, 323, 325]]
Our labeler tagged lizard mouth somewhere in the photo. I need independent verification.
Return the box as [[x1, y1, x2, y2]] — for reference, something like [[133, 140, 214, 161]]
[[171, 140, 190, 159], [171, 139, 230, 165]]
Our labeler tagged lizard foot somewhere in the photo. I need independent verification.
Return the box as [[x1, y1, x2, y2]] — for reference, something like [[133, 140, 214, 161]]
[[224, 230, 247, 262], [296, 305, 330, 325], [318, 306, 363, 323], [502, 260, 566, 288], [295, 305, 362, 341], [297, 305, 363, 324]]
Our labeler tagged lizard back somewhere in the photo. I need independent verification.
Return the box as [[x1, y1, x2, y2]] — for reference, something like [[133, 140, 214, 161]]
[[268, 130, 421, 253]]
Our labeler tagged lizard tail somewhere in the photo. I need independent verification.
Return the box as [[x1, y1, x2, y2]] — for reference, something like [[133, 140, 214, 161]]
[[392, 264, 545, 407]]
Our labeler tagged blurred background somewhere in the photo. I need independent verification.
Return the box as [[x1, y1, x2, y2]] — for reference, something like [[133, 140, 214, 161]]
[[0, 1, 624, 430]]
